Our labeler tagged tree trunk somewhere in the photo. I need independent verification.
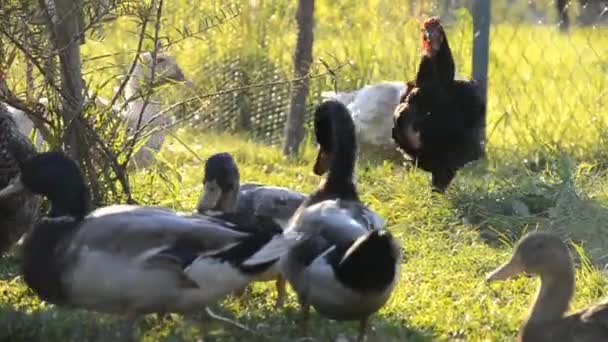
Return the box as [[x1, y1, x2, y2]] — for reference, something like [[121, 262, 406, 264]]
[[44, 0, 86, 160], [283, 0, 314, 156]]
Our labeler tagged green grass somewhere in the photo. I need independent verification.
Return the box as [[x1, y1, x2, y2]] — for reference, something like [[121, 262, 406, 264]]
[[2, 0, 608, 341], [3, 130, 608, 341]]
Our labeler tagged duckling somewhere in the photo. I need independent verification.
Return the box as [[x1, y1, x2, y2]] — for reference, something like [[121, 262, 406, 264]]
[[196, 152, 306, 307], [279, 100, 402, 341], [0, 103, 40, 255], [486, 232, 608, 342], [0, 151, 297, 335]]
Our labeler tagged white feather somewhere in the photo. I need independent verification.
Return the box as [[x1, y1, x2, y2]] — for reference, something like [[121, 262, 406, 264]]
[[184, 257, 249, 297]]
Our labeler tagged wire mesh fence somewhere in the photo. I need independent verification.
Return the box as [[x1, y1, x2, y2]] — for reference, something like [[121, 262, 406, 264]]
[[483, 0, 606, 160], [179, 54, 327, 146], [174, 0, 605, 161]]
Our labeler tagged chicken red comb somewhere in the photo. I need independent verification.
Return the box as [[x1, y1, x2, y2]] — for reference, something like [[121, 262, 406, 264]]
[[423, 16, 441, 28]]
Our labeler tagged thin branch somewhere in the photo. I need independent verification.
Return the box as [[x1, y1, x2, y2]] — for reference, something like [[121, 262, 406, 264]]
[[122, 0, 164, 167], [129, 60, 351, 142]]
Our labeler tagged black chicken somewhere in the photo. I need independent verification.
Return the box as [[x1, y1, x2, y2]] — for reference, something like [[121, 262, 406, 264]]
[[393, 17, 486, 193]]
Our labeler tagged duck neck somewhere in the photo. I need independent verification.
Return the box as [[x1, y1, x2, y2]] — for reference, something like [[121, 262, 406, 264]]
[[48, 186, 90, 220], [323, 114, 359, 202], [125, 63, 160, 107], [527, 269, 574, 324], [217, 188, 239, 212]]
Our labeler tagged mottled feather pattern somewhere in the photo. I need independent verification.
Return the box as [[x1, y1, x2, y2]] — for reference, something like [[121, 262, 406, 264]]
[[0, 104, 40, 254]]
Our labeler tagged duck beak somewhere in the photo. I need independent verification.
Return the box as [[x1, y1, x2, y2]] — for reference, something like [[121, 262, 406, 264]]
[[313, 149, 330, 176], [197, 182, 221, 213], [486, 256, 524, 282], [0, 176, 25, 199]]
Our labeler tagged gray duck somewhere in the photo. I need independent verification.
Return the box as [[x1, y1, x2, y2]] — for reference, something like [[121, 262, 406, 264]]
[[196, 152, 306, 307]]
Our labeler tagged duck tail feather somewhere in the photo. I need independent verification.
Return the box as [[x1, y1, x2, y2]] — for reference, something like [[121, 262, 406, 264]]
[[242, 231, 302, 266]]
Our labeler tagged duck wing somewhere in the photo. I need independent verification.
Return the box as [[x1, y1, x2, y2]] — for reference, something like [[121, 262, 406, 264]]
[[71, 205, 248, 257], [285, 200, 379, 266], [237, 185, 306, 223], [202, 210, 283, 235], [580, 300, 608, 329]]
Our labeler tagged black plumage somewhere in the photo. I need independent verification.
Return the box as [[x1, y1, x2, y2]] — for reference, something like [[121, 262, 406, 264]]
[[392, 17, 486, 192]]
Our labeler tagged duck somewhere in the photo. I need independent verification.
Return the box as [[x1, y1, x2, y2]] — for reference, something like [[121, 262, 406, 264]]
[[0, 151, 297, 336], [0, 103, 40, 255], [278, 100, 402, 341], [197, 152, 306, 229], [196, 152, 307, 307], [486, 232, 608, 342]]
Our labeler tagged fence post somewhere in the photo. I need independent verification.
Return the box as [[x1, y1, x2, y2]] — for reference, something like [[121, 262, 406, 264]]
[[283, 0, 315, 156], [472, 0, 490, 155]]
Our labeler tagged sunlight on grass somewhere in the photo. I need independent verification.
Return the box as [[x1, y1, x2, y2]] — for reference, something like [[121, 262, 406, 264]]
[[2, 0, 608, 341]]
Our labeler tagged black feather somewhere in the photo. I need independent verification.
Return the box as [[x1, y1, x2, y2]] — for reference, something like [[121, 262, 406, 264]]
[[17, 152, 90, 218], [21, 217, 80, 304], [203, 153, 240, 192], [209, 230, 279, 275], [331, 230, 400, 293], [310, 100, 359, 204]]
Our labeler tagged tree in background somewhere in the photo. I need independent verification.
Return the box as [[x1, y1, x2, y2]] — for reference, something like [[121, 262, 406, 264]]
[[283, 0, 314, 156]]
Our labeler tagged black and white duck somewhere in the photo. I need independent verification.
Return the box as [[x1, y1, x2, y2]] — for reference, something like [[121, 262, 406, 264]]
[[0, 151, 297, 336], [196, 152, 306, 307], [278, 100, 402, 341], [0, 103, 40, 255], [197, 152, 306, 229]]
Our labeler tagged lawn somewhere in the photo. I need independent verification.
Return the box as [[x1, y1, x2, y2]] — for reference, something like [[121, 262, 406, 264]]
[[2, 130, 608, 341], [1, 0, 608, 341]]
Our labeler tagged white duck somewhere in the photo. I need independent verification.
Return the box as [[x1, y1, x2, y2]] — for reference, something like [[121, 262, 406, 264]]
[[122, 52, 191, 169], [322, 70, 465, 149], [322, 82, 412, 148]]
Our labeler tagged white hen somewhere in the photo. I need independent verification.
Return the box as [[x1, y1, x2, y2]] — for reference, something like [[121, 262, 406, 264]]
[[322, 71, 464, 149], [321, 81, 412, 148]]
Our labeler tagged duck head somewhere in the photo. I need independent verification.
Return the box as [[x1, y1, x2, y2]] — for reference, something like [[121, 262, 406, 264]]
[[487, 232, 573, 282], [0, 151, 90, 218], [197, 152, 240, 213], [312, 100, 357, 177]]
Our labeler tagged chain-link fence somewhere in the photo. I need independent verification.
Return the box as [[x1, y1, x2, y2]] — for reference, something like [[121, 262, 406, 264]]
[[175, 1, 605, 162], [179, 55, 327, 146], [482, 0, 607, 162]]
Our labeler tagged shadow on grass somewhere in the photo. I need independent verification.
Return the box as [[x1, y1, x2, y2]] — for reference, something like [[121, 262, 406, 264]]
[[449, 155, 608, 265], [0, 274, 435, 342]]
